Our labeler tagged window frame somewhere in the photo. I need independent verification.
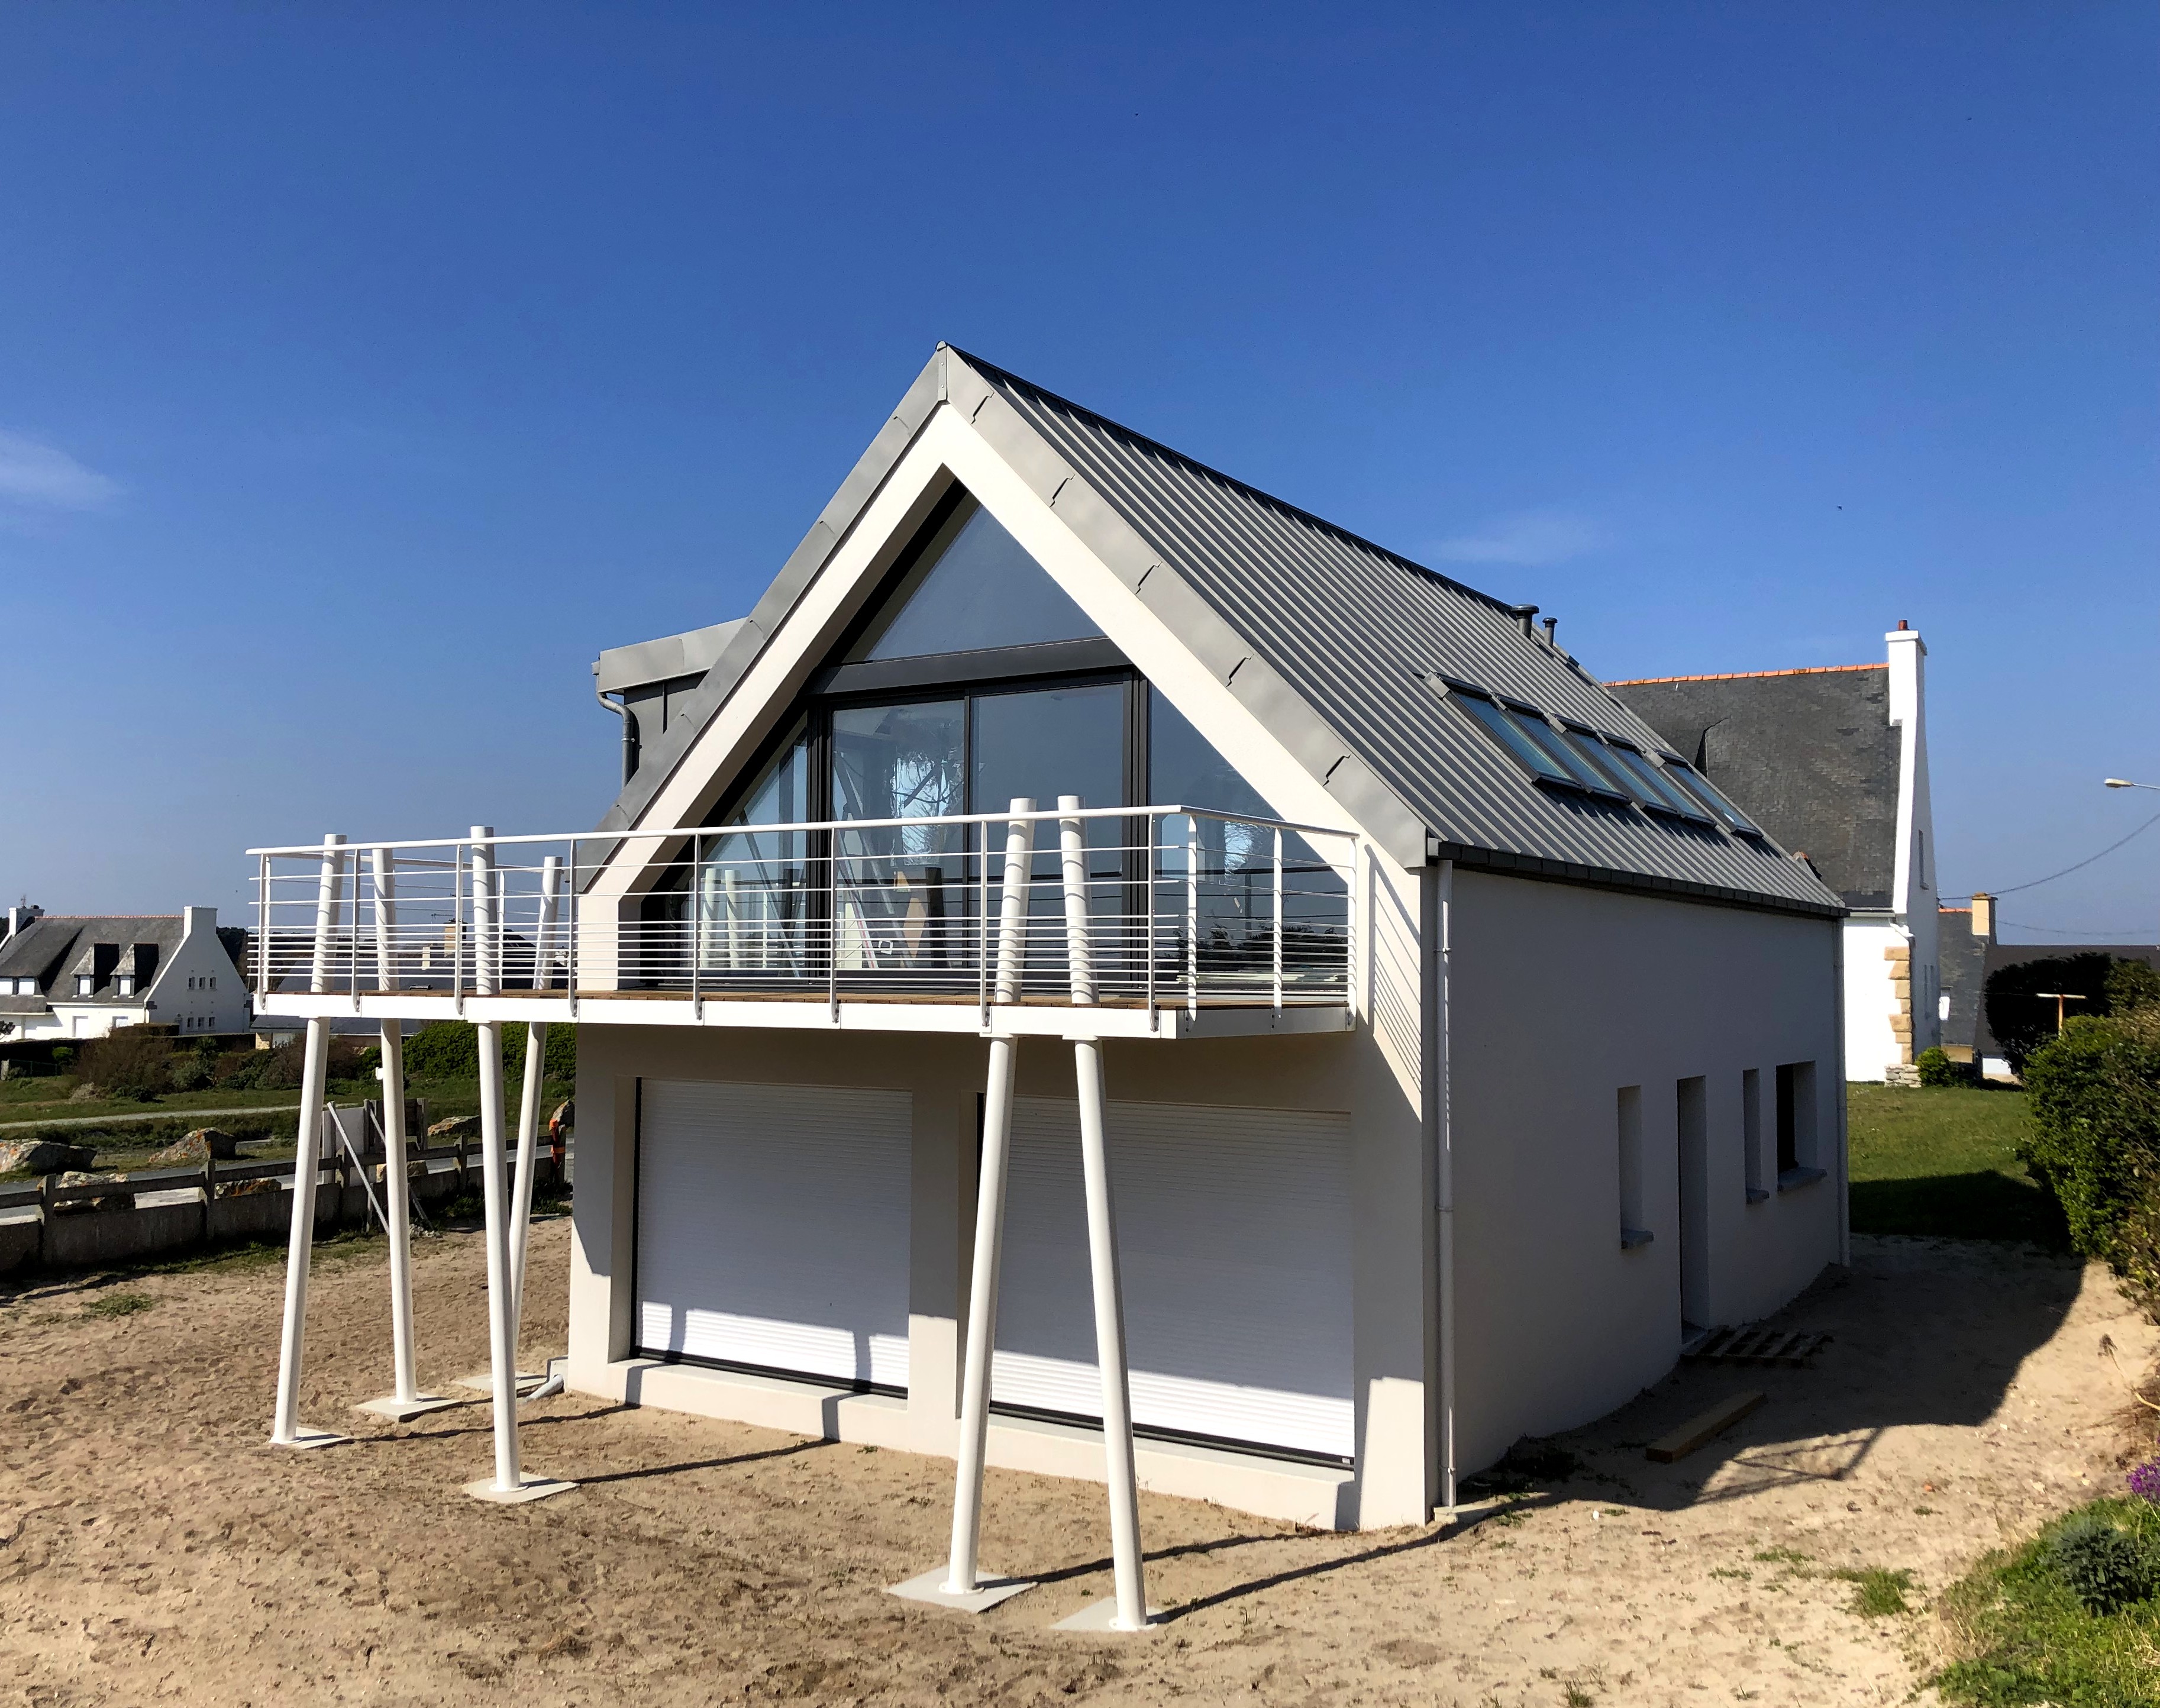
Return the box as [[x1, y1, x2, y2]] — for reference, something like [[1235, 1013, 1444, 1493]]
[[1662, 759, 1761, 835]]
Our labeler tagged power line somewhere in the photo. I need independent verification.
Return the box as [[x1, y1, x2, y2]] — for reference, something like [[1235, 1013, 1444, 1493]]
[[1942, 803, 2160, 902]]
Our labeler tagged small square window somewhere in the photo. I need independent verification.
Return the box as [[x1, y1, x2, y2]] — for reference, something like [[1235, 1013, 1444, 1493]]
[[209, 976, 217, 990], [76, 976, 93, 997]]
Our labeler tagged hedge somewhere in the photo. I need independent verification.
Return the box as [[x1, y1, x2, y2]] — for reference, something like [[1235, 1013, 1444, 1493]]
[[401, 1022, 577, 1084], [2021, 1005, 2160, 1312]]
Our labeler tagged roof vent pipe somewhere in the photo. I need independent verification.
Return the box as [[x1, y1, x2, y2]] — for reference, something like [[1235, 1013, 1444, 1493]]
[[1509, 603, 1539, 640], [1542, 616, 1558, 646]]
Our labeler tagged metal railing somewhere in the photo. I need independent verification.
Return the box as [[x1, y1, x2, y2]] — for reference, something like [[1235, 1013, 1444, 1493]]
[[247, 803, 1355, 1021]]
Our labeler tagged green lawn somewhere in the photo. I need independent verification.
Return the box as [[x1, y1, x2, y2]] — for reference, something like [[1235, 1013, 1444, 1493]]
[[1846, 1083, 2065, 1247]]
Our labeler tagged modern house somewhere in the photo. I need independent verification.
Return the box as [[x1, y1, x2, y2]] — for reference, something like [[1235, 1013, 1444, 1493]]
[[248, 346, 1848, 1546], [1612, 628, 1938, 1083], [0, 906, 250, 1042]]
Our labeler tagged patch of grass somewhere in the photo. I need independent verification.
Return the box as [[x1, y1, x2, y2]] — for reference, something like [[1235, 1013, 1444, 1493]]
[[1935, 1497, 2160, 1707], [83, 1290, 155, 1318], [1754, 1546, 1810, 1567], [1832, 1565, 1915, 1617], [1846, 1084, 2065, 1245], [1709, 1566, 1752, 1582]]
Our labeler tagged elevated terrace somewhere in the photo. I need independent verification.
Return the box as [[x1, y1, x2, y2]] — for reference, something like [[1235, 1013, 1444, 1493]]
[[248, 803, 1360, 1041]]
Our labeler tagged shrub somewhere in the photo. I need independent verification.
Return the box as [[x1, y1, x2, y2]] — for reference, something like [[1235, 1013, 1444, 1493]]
[[75, 1029, 172, 1101], [2129, 1461, 2160, 1504], [2019, 1008, 2160, 1307], [169, 1045, 216, 1093], [1916, 1046, 1971, 1087], [402, 1022, 576, 1084], [2048, 1511, 2159, 1613], [213, 1040, 306, 1092], [2109, 958, 2160, 1016]]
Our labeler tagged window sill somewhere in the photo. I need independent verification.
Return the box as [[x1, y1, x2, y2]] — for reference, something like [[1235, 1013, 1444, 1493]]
[[1777, 1167, 1827, 1194], [1745, 1187, 1770, 1206], [1620, 1227, 1655, 1251]]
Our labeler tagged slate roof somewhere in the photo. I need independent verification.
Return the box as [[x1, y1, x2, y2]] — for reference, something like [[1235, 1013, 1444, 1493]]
[[598, 346, 1842, 919], [1938, 908, 1987, 1055], [1610, 665, 1899, 910], [0, 916, 186, 1006]]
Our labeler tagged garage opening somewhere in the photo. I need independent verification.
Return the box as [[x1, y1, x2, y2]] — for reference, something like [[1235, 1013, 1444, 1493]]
[[992, 1098, 1354, 1462], [635, 1079, 912, 1391]]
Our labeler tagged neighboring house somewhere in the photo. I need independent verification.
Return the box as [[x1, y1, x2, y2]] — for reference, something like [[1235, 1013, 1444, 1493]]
[[0, 906, 250, 1041], [1937, 891, 1994, 1066], [260, 345, 1848, 1532], [1610, 628, 1939, 1084]]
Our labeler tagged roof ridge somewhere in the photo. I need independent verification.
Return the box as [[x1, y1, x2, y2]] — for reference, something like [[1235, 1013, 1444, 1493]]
[[1607, 663, 1887, 686], [944, 344, 1522, 617]]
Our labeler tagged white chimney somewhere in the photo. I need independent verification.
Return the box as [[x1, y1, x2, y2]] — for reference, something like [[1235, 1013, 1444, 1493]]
[[183, 905, 216, 937]]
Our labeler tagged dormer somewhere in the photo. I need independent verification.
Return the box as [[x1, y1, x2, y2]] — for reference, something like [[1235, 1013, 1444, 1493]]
[[116, 942, 159, 998], [73, 941, 119, 997]]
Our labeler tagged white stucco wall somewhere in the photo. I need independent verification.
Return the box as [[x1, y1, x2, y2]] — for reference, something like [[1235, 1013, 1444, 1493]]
[[1842, 915, 1905, 1083], [1445, 868, 1844, 1477]]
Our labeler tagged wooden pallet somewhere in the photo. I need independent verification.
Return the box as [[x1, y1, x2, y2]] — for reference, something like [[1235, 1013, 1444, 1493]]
[[1684, 1326, 1829, 1367]]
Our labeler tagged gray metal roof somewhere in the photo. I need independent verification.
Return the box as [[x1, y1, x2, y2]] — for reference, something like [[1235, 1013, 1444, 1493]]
[[594, 619, 746, 697], [1612, 666, 1899, 910], [599, 346, 1842, 918]]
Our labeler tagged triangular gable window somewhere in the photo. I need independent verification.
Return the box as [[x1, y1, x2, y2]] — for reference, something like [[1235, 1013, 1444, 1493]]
[[850, 497, 1103, 662]]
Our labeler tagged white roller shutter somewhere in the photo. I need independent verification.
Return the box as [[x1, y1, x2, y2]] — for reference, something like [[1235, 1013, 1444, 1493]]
[[993, 1099, 1354, 1460], [635, 1079, 911, 1390]]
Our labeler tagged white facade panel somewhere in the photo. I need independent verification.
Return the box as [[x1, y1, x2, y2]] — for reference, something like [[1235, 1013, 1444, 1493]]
[[993, 1097, 1355, 1460], [635, 1079, 912, 1389]]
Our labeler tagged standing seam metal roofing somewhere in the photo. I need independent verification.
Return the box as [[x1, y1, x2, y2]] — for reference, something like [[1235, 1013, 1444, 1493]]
[[594, 345, 1841, 918], [954, 350, 1840, 916]]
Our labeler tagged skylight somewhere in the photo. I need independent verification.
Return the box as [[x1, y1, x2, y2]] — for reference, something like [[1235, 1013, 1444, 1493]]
[[1451, 693, 1572, 783], [1598, 744, 1712, 822], [1664, 761, 1759, 833]]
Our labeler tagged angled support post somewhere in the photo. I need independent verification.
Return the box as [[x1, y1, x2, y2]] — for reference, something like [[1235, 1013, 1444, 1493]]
[[357, 845, 454, 1424], [270, 833, 349, 1450], [1053, 795, 1154, 1633], [890, 799, 1037, 1615], [509, 854, 563, 1332], [464, 828, 572, 1503]]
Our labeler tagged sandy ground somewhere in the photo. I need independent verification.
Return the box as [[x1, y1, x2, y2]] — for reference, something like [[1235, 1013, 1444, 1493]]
[[0, 1224, 2151, 1708]]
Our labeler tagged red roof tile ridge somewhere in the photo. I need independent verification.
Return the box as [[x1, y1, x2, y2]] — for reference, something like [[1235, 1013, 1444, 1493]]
[[1605, 662, 1887, 686]]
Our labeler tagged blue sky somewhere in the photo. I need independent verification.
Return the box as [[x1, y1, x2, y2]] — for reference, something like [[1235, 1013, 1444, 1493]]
[[2, 4, 2154, 941]]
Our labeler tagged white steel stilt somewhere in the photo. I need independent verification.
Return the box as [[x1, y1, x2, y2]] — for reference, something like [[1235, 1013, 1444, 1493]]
[[1055, 1037, 1155, 1633], [889, 800, 1039, 1615], [462, 829, 572, 1504], [1051, 797, 1155, 1634], [269, 832, 350, 1451], [357, 847, 454, 1424]]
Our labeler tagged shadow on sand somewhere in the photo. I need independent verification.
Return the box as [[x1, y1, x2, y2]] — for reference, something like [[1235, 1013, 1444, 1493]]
[[1490, 1235, 2094, 1516]]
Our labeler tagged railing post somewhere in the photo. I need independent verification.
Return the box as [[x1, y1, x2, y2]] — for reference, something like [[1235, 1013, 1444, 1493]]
[[1144, 813, 1157, 1031], [977, 820, 992, 1027], [1273, 825, 1284, 1015], [992, 800, 1035, 1008], [566, 840, 580, 1019], [827, 832, 840, 1022], [270, 832, 347, 1449], [1057, 796, 1095, 1005], [690, 834, 703, 1021], [1185, 818, 1200, 1019]]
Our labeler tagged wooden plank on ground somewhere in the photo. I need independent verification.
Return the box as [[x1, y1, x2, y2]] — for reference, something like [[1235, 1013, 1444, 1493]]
[[1645, 1390, 1764, 1464]]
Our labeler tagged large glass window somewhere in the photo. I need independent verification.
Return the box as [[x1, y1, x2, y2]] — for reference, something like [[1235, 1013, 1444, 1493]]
[[855, 503, 1103, 661], [1148, 687, 1344, 989], [829, 701, 967, 974], [695, 724, 811, 979]]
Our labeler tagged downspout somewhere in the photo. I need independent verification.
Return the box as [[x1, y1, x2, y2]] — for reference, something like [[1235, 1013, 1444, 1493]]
[[1833, 915, 1851, 1267], [592, 666, 638, 787], [1436, 857, 1457, 1513]]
